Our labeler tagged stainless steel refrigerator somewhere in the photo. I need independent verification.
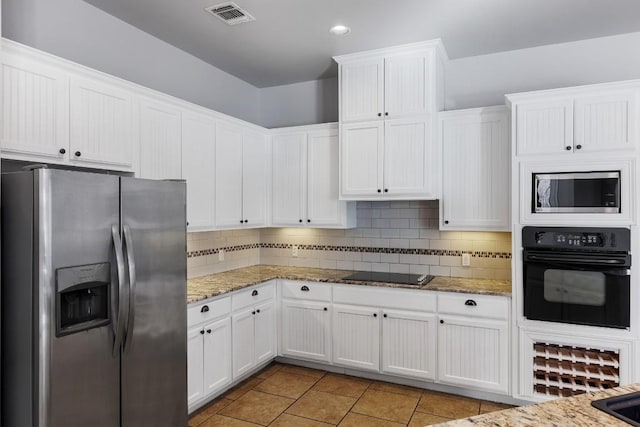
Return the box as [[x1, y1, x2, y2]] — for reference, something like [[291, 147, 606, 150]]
[[1, 167, 187, 427]]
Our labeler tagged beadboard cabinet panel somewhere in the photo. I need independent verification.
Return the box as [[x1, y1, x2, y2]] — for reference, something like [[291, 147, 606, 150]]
[[340, 121, 384, 197], [332, 304, 380, 372], [340, 59, 384, 123], [515, 99, 574, 156], [384, 53, 430, 118], [242, 130, 270, 227], [139, 99, 182, 179], [280, 300, 331, 363], [214, 121, 244, 228], [272, 132, 306, 226]]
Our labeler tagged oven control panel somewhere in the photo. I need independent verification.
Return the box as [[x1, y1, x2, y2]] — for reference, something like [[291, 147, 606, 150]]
[[523, 227, 630, 251]]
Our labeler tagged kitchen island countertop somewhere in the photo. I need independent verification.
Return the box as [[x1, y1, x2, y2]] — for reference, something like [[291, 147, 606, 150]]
[[187, 264, 511, 304], [433, 384, 640, 427]]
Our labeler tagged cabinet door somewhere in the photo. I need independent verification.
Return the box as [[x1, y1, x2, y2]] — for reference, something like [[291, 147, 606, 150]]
[[340, 121, 384, 198], [232, 308, 255, 380], [281, 300, 331, 363], [332, 304, 380, 371], [139, 99, 182, 179], [272, 133, 306, 226], [383, 117, 437, 198], [381, 310, 436, 380], [69, 77, 134, 169], [254, 300, 276, 366], [187, 327, 204, 405], [242, 130, 270, 227], [215, 121, 244, 228], [1, 54, 69, 160], [340, 59, 384, 122], [384, 53, 430, 118], [441, 110, 510, 230], [437, 316, 509, 394], [203, 317, 232, 396], [574, 90, 637, 152], [182, 113, 215, 230], [516, 99, 573, 155], [307, 129, 345, 226]]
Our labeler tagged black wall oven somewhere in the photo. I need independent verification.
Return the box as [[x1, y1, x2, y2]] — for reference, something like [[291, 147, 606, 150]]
[[523, 227, 630, 329]]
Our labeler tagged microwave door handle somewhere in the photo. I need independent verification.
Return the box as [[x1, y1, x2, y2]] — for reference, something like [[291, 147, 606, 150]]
[[122, 225, 137, 353], [111, 225, 128, 357], [527, 255, 626, 265]]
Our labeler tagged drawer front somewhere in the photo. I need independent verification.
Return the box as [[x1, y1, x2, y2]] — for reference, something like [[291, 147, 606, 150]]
[[281, 280, 332, 302], [437, 293, 510, 320], [232, 282, 275, 311], [333, 284, 436, 312], [188, 296, 231, 327]]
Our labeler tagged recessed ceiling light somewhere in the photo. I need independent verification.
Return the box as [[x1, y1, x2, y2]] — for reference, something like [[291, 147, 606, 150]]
[[329, 25, 351, 36]]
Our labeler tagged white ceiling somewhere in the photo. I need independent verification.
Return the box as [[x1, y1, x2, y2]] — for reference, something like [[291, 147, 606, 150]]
[[82, 0, 640, 88]]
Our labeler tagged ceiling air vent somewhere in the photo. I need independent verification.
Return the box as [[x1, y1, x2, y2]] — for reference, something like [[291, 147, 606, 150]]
[[205, 2, 255, 25]]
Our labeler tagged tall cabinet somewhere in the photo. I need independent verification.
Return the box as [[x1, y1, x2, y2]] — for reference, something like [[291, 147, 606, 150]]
[[334, 40, 447, 200]]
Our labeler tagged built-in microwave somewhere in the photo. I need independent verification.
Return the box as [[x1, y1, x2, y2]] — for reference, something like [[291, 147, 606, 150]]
[[532, 171, 621, 214]]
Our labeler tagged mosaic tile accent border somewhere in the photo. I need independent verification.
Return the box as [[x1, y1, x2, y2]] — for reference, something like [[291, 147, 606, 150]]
[[187, 243, 511, 259]]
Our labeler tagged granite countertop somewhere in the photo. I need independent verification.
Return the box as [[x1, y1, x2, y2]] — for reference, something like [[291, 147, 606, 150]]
[[433, 384, 640, 427], [187, 265, 511, 304]]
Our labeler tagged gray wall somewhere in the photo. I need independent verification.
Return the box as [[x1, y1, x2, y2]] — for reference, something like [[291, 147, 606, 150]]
[[259, 78, 338, 128], [2, 0, 261, 124]]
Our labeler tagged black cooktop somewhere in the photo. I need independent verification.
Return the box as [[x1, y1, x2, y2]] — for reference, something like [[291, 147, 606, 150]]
[[343, 271, 434, 286]]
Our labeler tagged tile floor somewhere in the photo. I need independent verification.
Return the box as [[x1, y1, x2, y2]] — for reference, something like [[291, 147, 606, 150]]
[[188, 363, 514, 427]]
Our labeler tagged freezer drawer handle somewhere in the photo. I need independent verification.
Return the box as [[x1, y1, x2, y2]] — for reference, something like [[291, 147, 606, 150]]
[[465, 299, 477, 306], [201, 305, 210, 313], [252, 290, 259, 296], [123, 225, 137, 353], [301, 285, 310, 292], [111, 225, 128, 357]]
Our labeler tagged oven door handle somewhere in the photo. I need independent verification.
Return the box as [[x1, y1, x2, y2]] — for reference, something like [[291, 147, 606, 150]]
[[526, 255, 627, 266]]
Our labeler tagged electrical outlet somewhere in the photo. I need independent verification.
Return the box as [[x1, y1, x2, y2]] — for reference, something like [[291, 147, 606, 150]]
[[218, 249, 225, 261], [462, 253, 471, 267], [292, 245, 299, 257]]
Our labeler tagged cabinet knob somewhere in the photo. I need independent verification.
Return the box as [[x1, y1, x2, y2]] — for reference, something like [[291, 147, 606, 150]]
[[307, 219, 311, 223], [59, 148, 66, 155], [252, 290, 259, 296], [440, 320, 444, 324], [444, 220, 449, 224], [384, 189, 388, 193], [383, 313, 387, 318], [575, 144, 582, 150], [377, 189, 381, 193], [240, 220, 244, 224], [565, 146, 572, 151], [200, 305, 210, 313], [301, 285, 310, 292], [256, 309, 261, 313], [299, 219, 303, 223], [385, 112, 389, 116], [373, 313, 377, 317], [465, 299, 477, 306], [252, 311, 256, 315], [378, 113, 382, 117], [206, 329, 212, 334], [324, 307, 328, 311], [186, 221, 189, 226], [74, 151, 82, 157], [200, 330, 205, 335]]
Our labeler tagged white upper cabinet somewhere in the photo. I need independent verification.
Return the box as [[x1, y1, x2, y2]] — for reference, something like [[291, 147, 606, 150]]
[[215, 121, 270, 229], [139, 98, 182, 179], [182, 112, 215, 230], [510, 83, 639, 156], [335, 41, 446, 201], [69, 76, 135, 169], [384, 53, 430, 118], [440, 107, 510, 231], [383, 117, 437, 197], [1, 53, 69, 160], [272, 125, 356, 228], [242, 129, 269, 227], [340, 59, 384, 123]]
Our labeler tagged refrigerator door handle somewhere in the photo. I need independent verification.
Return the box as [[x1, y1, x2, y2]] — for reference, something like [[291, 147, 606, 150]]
[[122, 224, 137, 352], [111, 225, 128, 357]]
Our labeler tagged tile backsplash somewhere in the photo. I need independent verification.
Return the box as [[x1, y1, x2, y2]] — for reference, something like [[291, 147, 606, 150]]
[[187, 201, 512, 280]]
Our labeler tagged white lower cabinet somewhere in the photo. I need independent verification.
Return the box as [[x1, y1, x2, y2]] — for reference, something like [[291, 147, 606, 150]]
[[437, 315, 509, 394], [280, 299, 332, 362], [231, 287, 277, 380], [187, 300, 232, 410], [381, 310, 437, 380], [332, 304, 380, 371]]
